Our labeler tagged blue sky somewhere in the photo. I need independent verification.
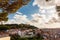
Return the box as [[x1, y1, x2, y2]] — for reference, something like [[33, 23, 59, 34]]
[[8, 0, 39, 19], [1, 0, 60, 28]]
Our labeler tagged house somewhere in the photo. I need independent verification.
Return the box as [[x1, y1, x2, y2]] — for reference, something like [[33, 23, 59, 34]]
[[0, 31, 10, 40], [18, 29, 26, 37], [18, 29, 35, 37], [7, 29, 18, 35]]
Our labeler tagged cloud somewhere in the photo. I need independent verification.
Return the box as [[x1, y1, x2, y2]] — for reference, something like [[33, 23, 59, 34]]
[[33, 0, 56, 22], [4, 12, 29, 24], [27, 0, 60, 28], [33, 0, 59, 21], [3, 0, 60, 28], [26, 13, 45, 28], [55, 0, 60, 6], [33, 0, 57, 19]]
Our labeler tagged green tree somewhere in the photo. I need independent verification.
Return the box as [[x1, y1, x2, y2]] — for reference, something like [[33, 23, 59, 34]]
[[0, 0, 30, 24], [0, 12, 8, 24], [0, 0, 30, 13]]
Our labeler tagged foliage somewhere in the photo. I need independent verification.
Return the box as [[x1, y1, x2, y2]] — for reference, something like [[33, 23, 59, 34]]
[[0, 12, 8, 20], [0, 25, 10, 31], [0, 24, 38, 31], [0, 0, 30, 13], [10, 34, 43, 40], [0, 12, 8, 24], [0, 0, 30, 24]]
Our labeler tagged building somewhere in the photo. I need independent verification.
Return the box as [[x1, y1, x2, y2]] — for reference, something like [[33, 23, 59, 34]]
[[0, 31, 10, 40], [18, 29, 34, 37]]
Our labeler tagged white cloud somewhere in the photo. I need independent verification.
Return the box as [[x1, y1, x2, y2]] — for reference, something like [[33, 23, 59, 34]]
[[4, 12, 29, 24], [4, 19, 16, 24], [32, 0, 57, 22], [3, 0, 60, 28], [27, 0, 60, 28], [55, 0, 60, 6], [13, 14, 29, 24], [33, 0, 57, 20], [16, 12, 22, 15]]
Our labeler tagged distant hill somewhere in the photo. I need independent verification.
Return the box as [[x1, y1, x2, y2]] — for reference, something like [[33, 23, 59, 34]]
[[0, 24, 38, 31]]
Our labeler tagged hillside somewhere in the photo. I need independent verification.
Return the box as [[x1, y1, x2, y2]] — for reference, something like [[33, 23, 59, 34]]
[[0, 24, 38, 31]]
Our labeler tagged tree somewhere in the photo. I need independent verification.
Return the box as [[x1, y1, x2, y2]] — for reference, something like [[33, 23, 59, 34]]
[[0, 0, 30, 24], [0, 0, 30, 13], [10, 34, 43, 40], [0, 12, 8, 24]]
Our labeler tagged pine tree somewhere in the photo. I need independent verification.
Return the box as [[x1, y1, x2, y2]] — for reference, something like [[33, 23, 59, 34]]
[[0, 0, 30, 13], [0, 0, 30, 24]]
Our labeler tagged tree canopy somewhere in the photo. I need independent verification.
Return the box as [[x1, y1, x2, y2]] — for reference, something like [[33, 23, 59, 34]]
[[0, 12, 8, 24], [0, 0, 30, 13], [0, 0, 30, 24]]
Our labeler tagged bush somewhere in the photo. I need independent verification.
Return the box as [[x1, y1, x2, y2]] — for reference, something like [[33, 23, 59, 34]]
[[10, 34, 43, 40]]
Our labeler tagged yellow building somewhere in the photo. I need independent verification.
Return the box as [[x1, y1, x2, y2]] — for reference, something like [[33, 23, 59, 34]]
[[0, 36, 10, 40]]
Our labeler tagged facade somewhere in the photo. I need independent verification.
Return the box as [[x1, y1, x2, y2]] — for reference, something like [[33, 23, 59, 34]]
[[41, 28, 60, 40], [56, 0, 60, 21], [18, 29, 34, 37]]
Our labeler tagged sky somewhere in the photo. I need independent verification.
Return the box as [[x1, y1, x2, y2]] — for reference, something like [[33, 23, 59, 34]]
[[2, 0, 60, 28], [8, 0, 39, 19]]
